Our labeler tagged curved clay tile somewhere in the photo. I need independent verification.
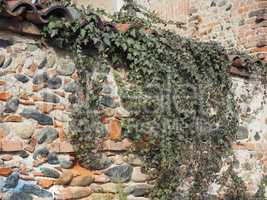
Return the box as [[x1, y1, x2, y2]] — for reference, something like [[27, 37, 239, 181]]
[[39, 3, 73, 22], [4, 0, 36, 16], [5, 0, 35, 11], [1, 1, 74, 25]]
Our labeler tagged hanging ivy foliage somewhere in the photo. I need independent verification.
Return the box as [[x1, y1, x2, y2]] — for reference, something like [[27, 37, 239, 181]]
[[42, 0, 266, 199], [0, 0, 5, 12]]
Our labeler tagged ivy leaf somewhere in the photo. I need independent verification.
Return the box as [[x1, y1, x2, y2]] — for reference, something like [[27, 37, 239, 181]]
[[50, 29, 58, 38], [103, 37, 111, 46], [122, 43, 127, 51], [81, 29, 86, 39]]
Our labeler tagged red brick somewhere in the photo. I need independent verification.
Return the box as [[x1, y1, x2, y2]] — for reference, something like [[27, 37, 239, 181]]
[[36, 102, 65, 114], [0, 91, 12, 101], [37, 179, 54, 189], [1, 139, 24, 151], [108, 119, 122, 141], [19, 99, 35, 105], [0, 168, 12, 176]]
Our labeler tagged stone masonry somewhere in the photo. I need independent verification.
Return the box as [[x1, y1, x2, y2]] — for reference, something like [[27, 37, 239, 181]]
[[0, 31, 152, 200], [0, 0, 266, 199]]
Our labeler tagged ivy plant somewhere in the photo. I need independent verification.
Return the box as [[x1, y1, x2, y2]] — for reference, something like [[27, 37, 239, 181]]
[[42, 1, 266, 199]]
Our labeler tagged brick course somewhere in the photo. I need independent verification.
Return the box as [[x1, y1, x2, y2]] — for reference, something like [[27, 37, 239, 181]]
[[86, 0, 266, 60]]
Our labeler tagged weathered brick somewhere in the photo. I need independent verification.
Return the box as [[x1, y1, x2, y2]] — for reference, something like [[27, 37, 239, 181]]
[[1, 139, 24, 151], [0, 91, 12, 101]]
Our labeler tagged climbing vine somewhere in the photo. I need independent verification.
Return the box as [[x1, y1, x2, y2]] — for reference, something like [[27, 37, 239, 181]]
[[42, 1, 266, 199], [0, 0, 5, 12]]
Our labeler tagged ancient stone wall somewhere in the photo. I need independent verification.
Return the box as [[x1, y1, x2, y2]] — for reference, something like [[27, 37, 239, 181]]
[[222, 76, 267, 195], [0, 0, 266, 199], [0, 31, 151, 200]]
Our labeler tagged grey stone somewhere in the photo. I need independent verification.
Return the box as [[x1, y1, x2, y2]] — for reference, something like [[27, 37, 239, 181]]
[[26, 44, 38, 52], [60, 159, 73, 169], [15, 74, 29, 83], [4, 172, 19, 188], [249, 9, 266, 18], [10, 122, 34, 139], [36, 127, 58, 144], [218, 0, 227, 7], [105, 164, 133, 183], [89, 183, 104, 193], [48, 76, 62, 89], [99, 96, 117, 108], [46, 55, 56, 68], [21, 184, 53, 198], [0, 159, 4, 166], [233, 159, 240, 169], [47, 152, 59, 165], [40, 167, 60, 178], [0, 124, 11, 136], [81, 153, 112, 170], [57, 62, 75, 76], [32, 72, 48, 84], [254, 132, 261, 141], [84, 193, 114, 200], [38, 57, 47, 69], [125, 154, 142, 166], [4, 98, 19, 113], [101, 183, 121, 193], [20, 108, 53, 125], [23, 58, 33, 69], [64, 81, 77, 93], [236, 126, 249, 140], [2, 57, 12, 69], [70, 176, 94, 186], [239, 19, 245, 26], [226, 4, 232, 11], [102, 85, 113, 94], [33, 147, 49, 160], [124, 184, 152, 197], [0, 39, 12, 48], [68, 93, 78, 104], [40, 92, 60, 103], [50, 110, 70, 122], [131, 167, 150, 182], [210, 1, 216, 7], [4, 192, 33, 200], [18, 151, 29, 158]]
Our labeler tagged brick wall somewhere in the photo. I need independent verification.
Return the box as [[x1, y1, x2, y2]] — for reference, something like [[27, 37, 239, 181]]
[[83, 0, 266, 61], [187, 0, 267, 61]]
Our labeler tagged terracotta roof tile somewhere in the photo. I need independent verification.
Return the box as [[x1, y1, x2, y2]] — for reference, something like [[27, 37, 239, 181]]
[[1, 0, 74, 24]]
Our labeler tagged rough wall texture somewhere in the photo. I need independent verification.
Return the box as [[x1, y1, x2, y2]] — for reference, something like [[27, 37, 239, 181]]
[[227, 76, 267, 195], [187, 0, 267, 61], [0, 32, 151, 200], [85, 0, 266, 60], [0, 0, 266, 199]]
